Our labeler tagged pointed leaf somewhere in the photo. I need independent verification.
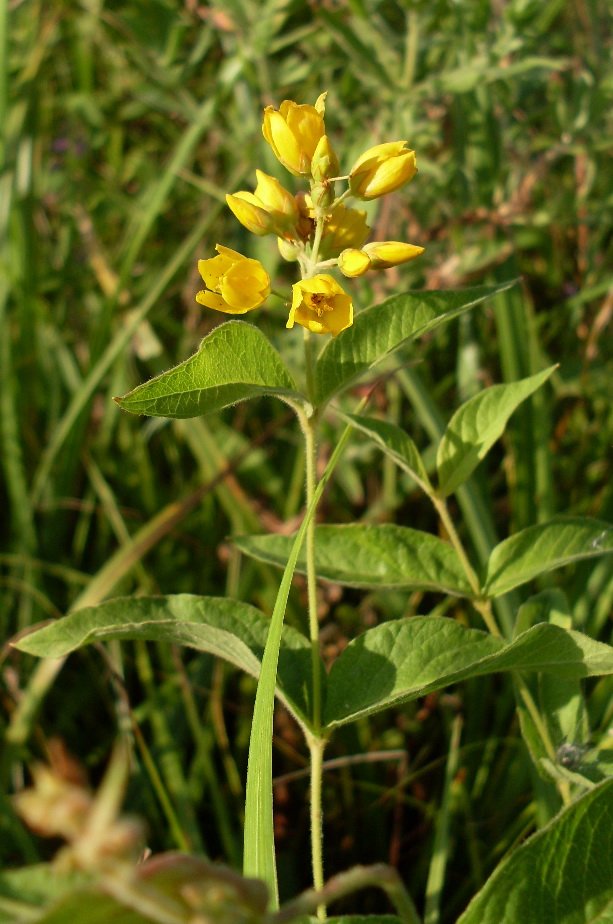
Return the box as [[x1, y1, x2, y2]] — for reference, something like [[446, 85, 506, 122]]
[[339, 412, 431, 489], [456, 779, 613, 924], [323, 617, 613, 728], [314, 282, 516, 405], [115, 321, 307, 418], [235, 525, 472, 597], [13, 595, 315, 731], [483, 517, 613, 597], [437, 366, 556, 496]]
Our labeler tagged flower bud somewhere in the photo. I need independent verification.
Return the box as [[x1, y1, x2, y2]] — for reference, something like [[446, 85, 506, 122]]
[[310, 134, 339, 184], [262, 99, 325, 177], [225, 194, 278, 236], [277, 237, 299, 262], [349, 142, 417, 200], [310, 181, 335, 210], [226, 171, 298, 237], [363, 241, 424, 268], [338, 248, 372, 277]]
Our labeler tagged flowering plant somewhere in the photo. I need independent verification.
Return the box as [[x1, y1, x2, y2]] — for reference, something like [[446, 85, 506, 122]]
[[14, 94, 613, 924]]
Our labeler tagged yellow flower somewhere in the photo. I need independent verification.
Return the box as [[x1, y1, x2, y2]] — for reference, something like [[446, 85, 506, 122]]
[[287, 274, 353, 337], [338, 241, 425, 276], [262, 99, 326, 177], [226, 170, 299, 237], [321, 202, 370, 258], [196, 245, 270, 315], [291, 197, 370, 254], [348, 142, 417, 200]]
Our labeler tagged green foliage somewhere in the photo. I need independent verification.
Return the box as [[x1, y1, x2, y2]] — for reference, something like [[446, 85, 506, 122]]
[[314, 284, 515, 405], [483, 518, 613, 597], [456, 779, 613, 924], [323, 617, 613, 728], [14, 595, 316, 731], [116, 323, 307, 419], [436, 367, 557, 497], [235, 525, 472, 596]]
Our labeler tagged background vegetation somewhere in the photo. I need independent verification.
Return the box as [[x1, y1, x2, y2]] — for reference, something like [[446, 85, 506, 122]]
[[2, 0, 612, 918]]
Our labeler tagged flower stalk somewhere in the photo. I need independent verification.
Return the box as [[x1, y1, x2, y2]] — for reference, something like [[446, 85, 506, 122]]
[[193, 91, 424, 904]]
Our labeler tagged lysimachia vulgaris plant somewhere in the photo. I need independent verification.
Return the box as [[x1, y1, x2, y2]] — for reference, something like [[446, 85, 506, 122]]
[[14, 94, 613, 924]]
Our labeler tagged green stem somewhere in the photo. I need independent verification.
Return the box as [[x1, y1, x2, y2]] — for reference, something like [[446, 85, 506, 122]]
[[300, 323, 325, 911], [308, 734, 327, 920], [431, 495, 571, 804], [431, 493, 502, 638]]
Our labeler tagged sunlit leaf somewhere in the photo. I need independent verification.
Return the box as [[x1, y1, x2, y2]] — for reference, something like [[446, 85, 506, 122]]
[[437, 366, 556, 496], [339, 413, 431, 489], [115, 321, 307, 418], [314, 282, 516, 405]]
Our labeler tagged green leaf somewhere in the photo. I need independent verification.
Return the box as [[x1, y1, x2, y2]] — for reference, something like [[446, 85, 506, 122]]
[[115, 321, 307, 418], [13, 595, 315, 731], [436, 366, 556, 496], [483, 517, 613, 597], [456, 778, 613, 924], [314, 282, 516, 405], [338, 413, 431, 489], [322, 617, 613, 728], [513, 590, 590, 786], [235, 525, 472, 597]]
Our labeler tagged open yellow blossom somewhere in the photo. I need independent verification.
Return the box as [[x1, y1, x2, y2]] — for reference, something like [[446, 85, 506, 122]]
[[287, 274, 353, 337], [196, 245, 270, 315], [262, 99, 326, 177], [339, 241, 425, 276], [349, 142, 417, 200]]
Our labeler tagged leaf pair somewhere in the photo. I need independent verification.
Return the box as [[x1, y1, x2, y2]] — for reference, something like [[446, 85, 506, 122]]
[[236, 518, 613, 601], [15, 595, 613, 733]]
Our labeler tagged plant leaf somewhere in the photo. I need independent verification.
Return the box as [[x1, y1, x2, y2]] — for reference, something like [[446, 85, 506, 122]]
[[322, 617, 613, 728], [436, 366, 556, 496], [13, 595, 315, 731], [235, 525, 472, 597], [338, 412, 431, 489], [513, 590, 590, 786], [456, 778, 613, 924], [314, 282, 516, 405], [115, 321, 307, 418], [483, 517, 613, 597]]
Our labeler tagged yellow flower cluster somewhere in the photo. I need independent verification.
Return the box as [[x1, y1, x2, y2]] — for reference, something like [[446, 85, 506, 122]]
[[196, 93, 423, 337]]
